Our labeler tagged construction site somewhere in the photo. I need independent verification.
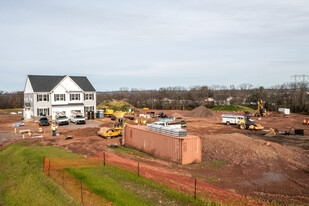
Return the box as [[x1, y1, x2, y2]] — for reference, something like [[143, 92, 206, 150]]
[[1, 103, 308, 205]]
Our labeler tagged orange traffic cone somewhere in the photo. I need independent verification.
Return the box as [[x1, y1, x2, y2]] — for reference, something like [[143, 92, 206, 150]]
[[28, 131, 32, 137], [39, 126, 43, 133]]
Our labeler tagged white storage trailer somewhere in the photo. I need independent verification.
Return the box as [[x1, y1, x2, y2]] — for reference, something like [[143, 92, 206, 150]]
[[278, 108, 290, 115], [222, 114, 245, 125]]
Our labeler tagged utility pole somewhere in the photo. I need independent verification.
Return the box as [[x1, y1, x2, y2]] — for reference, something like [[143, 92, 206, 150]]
[[291, 74, 308, 83]]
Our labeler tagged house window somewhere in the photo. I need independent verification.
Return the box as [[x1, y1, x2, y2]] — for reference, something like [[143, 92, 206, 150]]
[[37, 108, 49, 116], [84, 106, 94, 113], [37, 94, 49, 102], [84, 93, 94, 100], [54, 94, 65, 101], [70, 94, 80, 101]]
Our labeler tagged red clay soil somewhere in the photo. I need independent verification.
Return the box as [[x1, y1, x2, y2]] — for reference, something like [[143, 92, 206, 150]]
[[1, 113, 309, 205], [196, 133, 309, 204], [138, 109, 188, 117], [184, 106, 218, 119], [171, 112, 184, 118], [62, 127, 99, 138], [92, 152, 264, 205]]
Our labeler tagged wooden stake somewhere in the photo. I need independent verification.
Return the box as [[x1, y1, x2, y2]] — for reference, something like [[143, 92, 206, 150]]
[[48, 160, 50, 176], [81, 182, 83, 203], [63, 169, 65, 187], [104, 152, 106, 166], [194, 178, 197, 199], [137, 160, 139, 177]]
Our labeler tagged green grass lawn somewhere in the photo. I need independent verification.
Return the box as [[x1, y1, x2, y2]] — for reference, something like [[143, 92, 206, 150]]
[[0, 143, 218, 206], [0, 108, 23, 114], [67, 166, 214, 206], [211, 105, 254, 112], [0, 142, 82, 206]]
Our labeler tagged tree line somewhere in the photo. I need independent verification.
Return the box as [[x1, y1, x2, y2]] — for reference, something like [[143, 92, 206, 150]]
[[97, 82, 309, 114], [1, 81, 308, 114], [0, 91, 24, 109]]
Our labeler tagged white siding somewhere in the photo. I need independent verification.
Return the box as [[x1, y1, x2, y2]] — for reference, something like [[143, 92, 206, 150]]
[[24, 77, 33, 93]]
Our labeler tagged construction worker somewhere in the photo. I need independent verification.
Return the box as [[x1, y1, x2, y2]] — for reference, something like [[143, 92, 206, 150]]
[[135, 119, 138, 125], [51, 124, 57, 136], [143, 120, 147, 125], [304, 119, 307, 125]]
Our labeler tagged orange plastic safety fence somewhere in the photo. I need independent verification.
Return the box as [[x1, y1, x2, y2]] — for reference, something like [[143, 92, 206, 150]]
[[43, 157, 111, 206]]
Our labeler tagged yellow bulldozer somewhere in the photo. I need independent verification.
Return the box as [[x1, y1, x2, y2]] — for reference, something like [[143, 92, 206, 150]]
[[124, 107, 135, 120], [97, 120, 130, 139], [237, 116, 264, 130]]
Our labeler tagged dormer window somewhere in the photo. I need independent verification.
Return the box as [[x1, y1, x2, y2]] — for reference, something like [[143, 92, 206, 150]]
[[70, 94, 80, 101]]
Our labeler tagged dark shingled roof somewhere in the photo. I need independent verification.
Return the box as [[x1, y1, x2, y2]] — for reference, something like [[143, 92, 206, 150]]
[[70, 76, 96, 91], [28, 75, 96, 92]]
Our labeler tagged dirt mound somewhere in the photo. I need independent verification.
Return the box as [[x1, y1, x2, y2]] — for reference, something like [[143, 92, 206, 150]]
[[171, 113, 183, 118], [184, 106, 217, 119], [202, 133, 308, 166], [62, 127, 99, 138]]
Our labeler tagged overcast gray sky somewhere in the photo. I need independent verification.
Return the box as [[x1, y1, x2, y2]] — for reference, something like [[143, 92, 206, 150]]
[[0, 0, 308, 92]]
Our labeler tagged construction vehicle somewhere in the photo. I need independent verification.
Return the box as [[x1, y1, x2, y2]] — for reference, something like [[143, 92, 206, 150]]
[[124, 107, 135, 120], [222, 114, 245, 125], [97, 119, 130, 139], [237, 116, 264, 130], [256, 100, 266, 117], [55, 112, 69, 126], [101, 106, 114, 117], [265, 128, 279, 137], [157, 112, 168, 118], [70, 112, 86, 124]]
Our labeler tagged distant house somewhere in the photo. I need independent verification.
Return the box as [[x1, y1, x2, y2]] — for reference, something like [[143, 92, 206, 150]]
[[23, 75, 96, 120]]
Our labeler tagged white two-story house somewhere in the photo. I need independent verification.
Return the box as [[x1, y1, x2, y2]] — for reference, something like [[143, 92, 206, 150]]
[[23, 75, 96, 120]]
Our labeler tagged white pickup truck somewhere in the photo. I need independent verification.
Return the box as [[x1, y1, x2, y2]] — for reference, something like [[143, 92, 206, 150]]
[[55, 115, 69, 126], [152, 121, 181, 129], [70, 114, 86, 124]]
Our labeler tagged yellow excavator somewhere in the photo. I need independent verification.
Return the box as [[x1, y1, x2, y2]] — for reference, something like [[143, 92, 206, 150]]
[[237, 116, 264, 130], [101, 106, 114, 117], [97, 120, 130, 139], [256, 100, 266, 117]]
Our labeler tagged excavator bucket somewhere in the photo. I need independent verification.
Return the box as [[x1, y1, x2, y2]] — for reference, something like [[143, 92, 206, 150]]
[[265, 128, 279, 137]]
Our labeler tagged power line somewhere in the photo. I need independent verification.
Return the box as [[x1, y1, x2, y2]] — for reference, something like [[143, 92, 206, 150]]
[[291, 74, 309, 82]]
